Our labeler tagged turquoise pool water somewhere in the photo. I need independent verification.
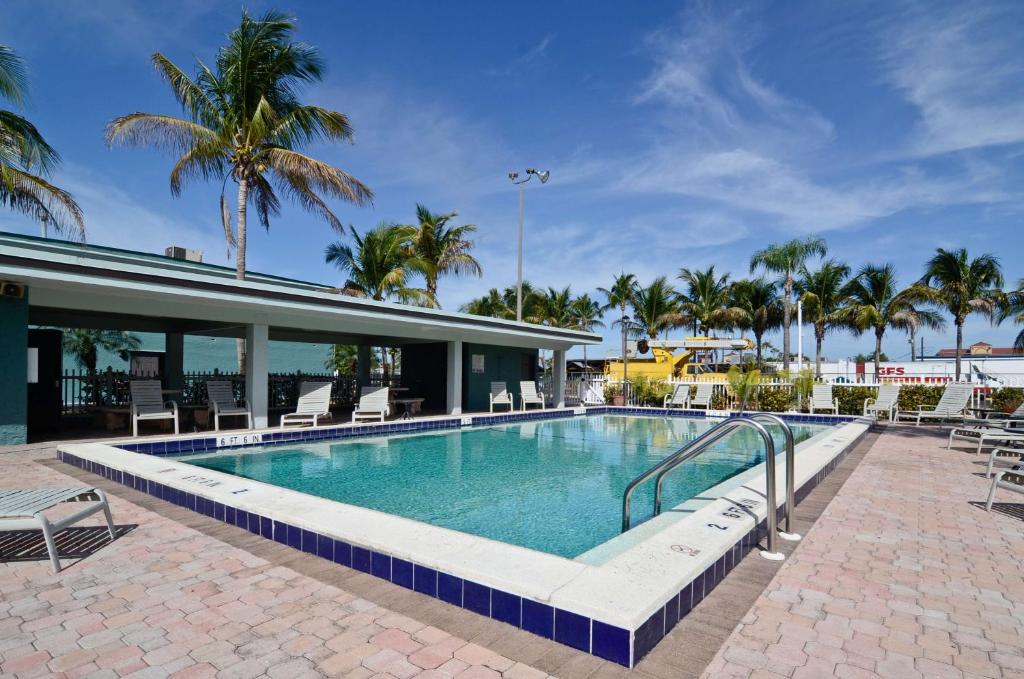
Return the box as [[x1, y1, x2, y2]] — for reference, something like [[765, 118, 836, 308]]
[[184, 415, 824, 558]]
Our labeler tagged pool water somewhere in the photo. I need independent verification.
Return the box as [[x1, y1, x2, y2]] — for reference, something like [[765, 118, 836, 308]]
[[184, 415, 823, 558]]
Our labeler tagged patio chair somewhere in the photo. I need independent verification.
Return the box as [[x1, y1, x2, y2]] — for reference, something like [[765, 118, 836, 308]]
[[129, 380, 178, 437], [964, 400, 1024, 428], [689, 383, 714, 410], [985, 467, 1024, 511], [0, 487, 116, 573], [280, 381, 333, 428], [864, 383, 900, 420], [810, 383, 838, 415], [984, 447, 1024, 478], [489, 382, 513, 412], [206, 380, 252, 431], [352, 386, 390, 422], [895, 382, 974, 426], [519, 381, 546, 411], [947, 425, 1024, 455], [663, 384, 690, 409]]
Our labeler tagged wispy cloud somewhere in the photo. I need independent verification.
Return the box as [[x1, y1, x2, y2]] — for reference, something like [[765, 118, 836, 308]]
[[880, 3, 1024, 156], [484, 33, 556, 77]]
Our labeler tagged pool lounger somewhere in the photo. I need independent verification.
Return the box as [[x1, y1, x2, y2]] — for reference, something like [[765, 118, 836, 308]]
[[947, 425, 1024, 455]]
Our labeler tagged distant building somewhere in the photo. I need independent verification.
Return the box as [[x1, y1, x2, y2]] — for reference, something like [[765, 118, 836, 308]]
[[934, 342, 1024, 358]]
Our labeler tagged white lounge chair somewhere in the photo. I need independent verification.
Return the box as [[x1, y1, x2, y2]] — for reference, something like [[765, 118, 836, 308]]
[[964, 401, 1024, 428], [280, 381, 333, 428], [663, 384, 690, 409], [489, 382, 513, 412], [689, 383, 714, 410], [206, 380, 252, 431], [519, 381, 546, 410], [896, 382, 974, 426], [130, 380, 178, 437], [864, 384, 900, 420], [352, 386, 389, 422], [985, 468, 1024, 511], [947, 425, 1024, 455], [984, 447, 1024, 478], [810, 383, 838, 415], [0, 487, 116, 573]]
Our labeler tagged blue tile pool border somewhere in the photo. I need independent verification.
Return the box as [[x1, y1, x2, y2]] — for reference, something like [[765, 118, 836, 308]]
[[62, 409, 868, 667]]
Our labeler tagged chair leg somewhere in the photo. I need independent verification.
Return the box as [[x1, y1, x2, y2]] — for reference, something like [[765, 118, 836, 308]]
[[985, 475, 1000, 511], [173, 416, 179, 435], [132, 416, 138, 438], [37, 515, 62, 573], [96, 490, 116, 541], [987, 451, 996, 478]]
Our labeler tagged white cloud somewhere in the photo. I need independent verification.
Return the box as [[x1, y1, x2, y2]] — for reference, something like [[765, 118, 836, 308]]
[[484, 33, 557, 77], [880, 3, 1024, 156]]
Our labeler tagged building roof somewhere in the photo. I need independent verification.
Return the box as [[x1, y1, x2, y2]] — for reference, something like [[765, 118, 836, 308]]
[[935, 341, 1023, 358], [0, 231, 599, 350]]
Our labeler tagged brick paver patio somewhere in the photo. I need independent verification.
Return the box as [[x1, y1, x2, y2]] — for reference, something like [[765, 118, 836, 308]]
[[703, 426, 1024, 679], [1, 425, 1022, 679]]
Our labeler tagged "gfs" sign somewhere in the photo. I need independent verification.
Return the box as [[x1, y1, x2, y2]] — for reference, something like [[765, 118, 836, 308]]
[[878, 367, 906, 376]]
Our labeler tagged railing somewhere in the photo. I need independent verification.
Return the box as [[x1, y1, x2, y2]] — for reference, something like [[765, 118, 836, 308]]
[[621, 416, 785, 558], [59, 369, 401, 413]]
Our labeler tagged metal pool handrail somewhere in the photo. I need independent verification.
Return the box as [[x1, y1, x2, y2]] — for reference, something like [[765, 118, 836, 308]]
[[745, 413, 798, 538], [621, 416, 785, 559]]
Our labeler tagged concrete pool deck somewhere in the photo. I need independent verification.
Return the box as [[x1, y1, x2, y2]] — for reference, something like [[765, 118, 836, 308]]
[[1, 425, 1022, 678]]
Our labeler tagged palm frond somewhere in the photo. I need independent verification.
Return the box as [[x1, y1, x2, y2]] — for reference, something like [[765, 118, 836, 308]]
[[106, 113, 222, 152], [0, 164, 85, 240], [265, 147, 373, 206], [0, 45, 28, 106]]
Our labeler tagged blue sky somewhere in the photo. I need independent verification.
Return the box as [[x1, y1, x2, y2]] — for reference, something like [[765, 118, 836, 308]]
[[2, 0, 1023, 361]]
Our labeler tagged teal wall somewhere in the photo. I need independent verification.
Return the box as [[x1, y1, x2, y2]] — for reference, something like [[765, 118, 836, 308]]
[[0, 292, 28, 445], [462, 343, 538, 412]]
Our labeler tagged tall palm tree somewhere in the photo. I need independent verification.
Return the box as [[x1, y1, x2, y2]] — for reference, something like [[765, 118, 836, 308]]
[[794, 260, 851, 377], [598, 272, 639, 367], [63, 329, 141, 374], [631, 277, 686, 340], [730, 278, 782, 368], [843, 264, 943, 376], [537, 286, 576, 329], [998, 279, 1024, 351], [503, 281, 545, 323], [571, 293, 604, 365], [905, 306, 946, 361], [107, 11, 371, 278], [325, 222, 434, 306], [0, 45, 83, 238], [917, 248, 1003, 380], [677, 265, 738, 335], [750, 237, 827, 369], [396, 204, 480, 305]]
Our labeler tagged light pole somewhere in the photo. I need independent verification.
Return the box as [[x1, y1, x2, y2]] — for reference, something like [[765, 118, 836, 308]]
[[621, 315, 631, 400], [508, 168, 550, 322]]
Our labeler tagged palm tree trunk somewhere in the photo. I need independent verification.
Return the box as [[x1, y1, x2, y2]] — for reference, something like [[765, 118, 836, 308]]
[[955, 320, 963, 380], [754, 331, 763, 368], [815, 328, 823, 378], [427, 278, 438, 306], [874, 330, 883, 378], [236, 178, 249, 374], [910, 326, 917, 361], [782, 278, 792, 371]]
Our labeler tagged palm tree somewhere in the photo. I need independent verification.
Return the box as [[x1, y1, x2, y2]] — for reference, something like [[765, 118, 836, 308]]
[[905, 306, 946, 361], [917, 248, 1003, 380], [794, 260, 851, 377], [63, 329, 141, 374], [730, 278, 783, 368], [750, 237, 827, 369], [631, 277, 686, 340], [460, 288, 513, 319], [396, 204, 480, 304], [998, 279, 1024, 351], [325, 223, 433, 306], [107, 11, 371, 278], [843, 264, 944, 377], [571, 293, 604, 365], [503, 281, 545, 324], [598, 273, 639, 370], [325, 344, 360, 375], [677, 265, 738, 335], [0, 45, 83, 238], [537, 286, 576, 329]]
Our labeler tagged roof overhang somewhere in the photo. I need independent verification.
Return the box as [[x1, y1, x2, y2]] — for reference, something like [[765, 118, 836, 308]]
[[0, 233, 600, 351]]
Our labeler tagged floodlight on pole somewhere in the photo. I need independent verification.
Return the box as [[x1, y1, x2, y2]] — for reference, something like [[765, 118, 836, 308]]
[[508, 168, 550, 322]]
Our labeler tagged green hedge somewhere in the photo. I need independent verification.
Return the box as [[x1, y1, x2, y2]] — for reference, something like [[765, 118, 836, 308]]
[[835, 386, 876, 415], [756, 387, 794, 413], [895, 385, 945, 412], [992, 387, 1024, 414]]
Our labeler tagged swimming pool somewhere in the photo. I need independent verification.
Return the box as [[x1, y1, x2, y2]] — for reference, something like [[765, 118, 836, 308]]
[[183, 414, 823, 558]]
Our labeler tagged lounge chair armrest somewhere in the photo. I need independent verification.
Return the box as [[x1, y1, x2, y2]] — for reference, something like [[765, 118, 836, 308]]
[[165, 400, 178, 415], [917, 405, 937, 412], [241, 399, 250, 410]]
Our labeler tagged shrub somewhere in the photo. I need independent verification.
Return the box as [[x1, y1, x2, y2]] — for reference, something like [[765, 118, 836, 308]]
[[992, 387, 1024, 414], [603, 383, 621, 403], [711, 390, 729, 410], [897, 384, 945, 412], [628, 375, 672, 406], [727, 367, 761, 409], [757, 386, 794, 413], [835, 386, 876, 415]]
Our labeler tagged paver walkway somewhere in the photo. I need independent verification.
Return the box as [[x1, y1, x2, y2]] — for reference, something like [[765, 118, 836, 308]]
[[702, 426, 1024, 679]]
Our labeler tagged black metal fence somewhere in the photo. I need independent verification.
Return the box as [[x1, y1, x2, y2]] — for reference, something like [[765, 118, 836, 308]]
[[60, 368, 401, 414]]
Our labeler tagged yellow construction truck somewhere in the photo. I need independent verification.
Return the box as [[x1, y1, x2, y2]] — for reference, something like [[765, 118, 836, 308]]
[[603, 337, 754, 382]]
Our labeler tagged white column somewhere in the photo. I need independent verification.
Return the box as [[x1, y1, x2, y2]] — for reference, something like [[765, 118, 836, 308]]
[[553, 348, 567, 409], [446, 340, 463, 415], [245, 324, 269, 428]]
